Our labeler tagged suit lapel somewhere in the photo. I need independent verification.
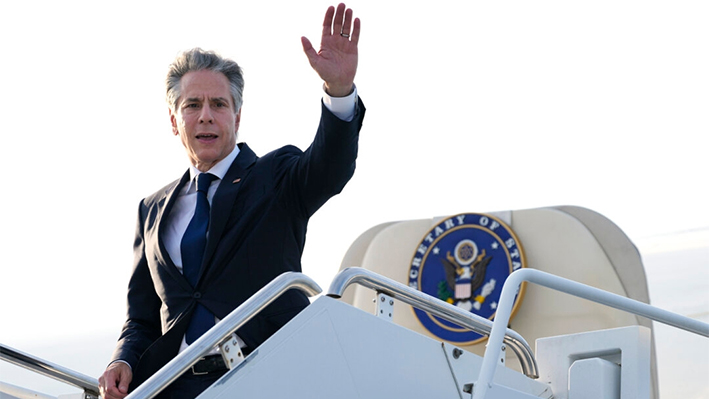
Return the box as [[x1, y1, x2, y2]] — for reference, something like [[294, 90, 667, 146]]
[[200, 143, 257, 280], [156, 171, 193, 288]]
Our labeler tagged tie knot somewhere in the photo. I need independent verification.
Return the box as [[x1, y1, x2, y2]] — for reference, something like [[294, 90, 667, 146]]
[[196, 173, 216, 194]]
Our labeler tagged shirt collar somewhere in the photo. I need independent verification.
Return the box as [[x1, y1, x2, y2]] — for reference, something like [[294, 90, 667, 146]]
[[186, 144, 241, 189]]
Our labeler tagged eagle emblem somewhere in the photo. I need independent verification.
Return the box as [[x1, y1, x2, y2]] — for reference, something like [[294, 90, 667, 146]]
[[440, 240, 494, 312]]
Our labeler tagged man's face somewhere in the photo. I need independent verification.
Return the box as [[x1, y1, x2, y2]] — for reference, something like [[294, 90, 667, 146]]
[[170, 69, 241, 172]]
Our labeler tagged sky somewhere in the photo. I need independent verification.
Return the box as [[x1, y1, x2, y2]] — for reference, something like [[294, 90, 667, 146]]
[[0, 0, 707, 397]]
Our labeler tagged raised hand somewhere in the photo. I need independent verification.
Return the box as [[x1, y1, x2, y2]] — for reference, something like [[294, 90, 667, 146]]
[[301, 3, 360, 97]]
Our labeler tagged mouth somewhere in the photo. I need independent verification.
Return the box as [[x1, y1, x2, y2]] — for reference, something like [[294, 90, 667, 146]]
[[196, 133, 218, 141]]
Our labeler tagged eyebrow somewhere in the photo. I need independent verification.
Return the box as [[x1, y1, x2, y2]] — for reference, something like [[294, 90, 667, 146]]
[[183, 96, 230, 103]]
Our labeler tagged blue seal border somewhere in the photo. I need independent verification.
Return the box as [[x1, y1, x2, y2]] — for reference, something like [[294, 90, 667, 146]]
[[407, 213, 527, 345]]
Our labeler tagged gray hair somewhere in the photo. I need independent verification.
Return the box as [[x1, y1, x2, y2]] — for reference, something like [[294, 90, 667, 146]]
[[166, 48, 244, 113]]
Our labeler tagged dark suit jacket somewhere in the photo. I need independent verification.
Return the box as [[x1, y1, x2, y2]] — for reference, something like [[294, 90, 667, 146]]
[[111, 99, 365, 389]]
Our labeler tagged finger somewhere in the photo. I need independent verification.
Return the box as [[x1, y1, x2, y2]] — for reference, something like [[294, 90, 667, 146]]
[[350, 17, 361, 44], [301, 36, 314, 53], [100, 373, 121, 399], [104, 387, 123, 399], [350, 17, 361, 45], [105, 387, 128, 399], [99, 376, 107, 397], [301, 37, 318, 66], [332, 3, 346, 36], [322, 5, 336, 37], [103, 383, 127, 397], [117, 366, 132, 395], [341, 8, 353, 36], [117, 371, 130, 394]]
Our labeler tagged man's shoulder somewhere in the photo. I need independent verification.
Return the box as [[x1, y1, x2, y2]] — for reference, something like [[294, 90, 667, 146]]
[[268, 144, 303, 158], [242, 143, 302, 168]]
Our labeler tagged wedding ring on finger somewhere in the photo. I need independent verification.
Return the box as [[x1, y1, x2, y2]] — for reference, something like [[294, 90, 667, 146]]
[[340, 33, 350, 38]]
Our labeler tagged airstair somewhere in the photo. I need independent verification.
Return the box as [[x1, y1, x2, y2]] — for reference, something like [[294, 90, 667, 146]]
[[3, 267, 707, 399]]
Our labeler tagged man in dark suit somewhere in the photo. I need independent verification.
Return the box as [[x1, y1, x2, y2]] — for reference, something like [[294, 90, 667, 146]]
[[98, 4, 364, 399]]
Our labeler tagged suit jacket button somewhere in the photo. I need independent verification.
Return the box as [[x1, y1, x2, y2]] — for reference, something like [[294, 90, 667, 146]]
[[193, 292, 202, 299]]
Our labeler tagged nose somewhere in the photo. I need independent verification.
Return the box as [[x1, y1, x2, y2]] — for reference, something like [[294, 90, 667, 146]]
[[199, 106, 213, 124]]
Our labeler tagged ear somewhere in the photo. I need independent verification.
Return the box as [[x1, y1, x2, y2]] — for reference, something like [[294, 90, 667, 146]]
[[169, 109, 179, 136]]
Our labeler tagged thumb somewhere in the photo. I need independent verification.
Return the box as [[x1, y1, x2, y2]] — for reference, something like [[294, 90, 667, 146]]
[[119, 382, 129, 394], [118, 369, 132, 394], [301, 37, 318, 64]]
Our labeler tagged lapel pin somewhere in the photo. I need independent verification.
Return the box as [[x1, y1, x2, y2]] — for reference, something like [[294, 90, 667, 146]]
[[233, 178, 241, 184]]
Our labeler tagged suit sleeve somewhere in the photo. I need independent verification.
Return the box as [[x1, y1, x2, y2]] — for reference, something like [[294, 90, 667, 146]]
[[110, 202, 163, 369], [277, 97, 366, 218]]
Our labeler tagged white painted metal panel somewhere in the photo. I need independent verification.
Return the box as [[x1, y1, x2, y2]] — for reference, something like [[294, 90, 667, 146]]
[[536, 326, 651, 399], [200, 297, 549, 399]]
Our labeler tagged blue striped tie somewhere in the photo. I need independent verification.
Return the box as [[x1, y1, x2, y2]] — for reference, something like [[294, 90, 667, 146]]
[[182, 172, 217, 344]]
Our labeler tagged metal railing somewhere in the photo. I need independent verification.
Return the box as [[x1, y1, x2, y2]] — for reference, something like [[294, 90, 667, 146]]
[[327, 267, 539, 379], [471, 268, 709, 399], [125, 271, 322, 399], [0, 343, 100, 398]]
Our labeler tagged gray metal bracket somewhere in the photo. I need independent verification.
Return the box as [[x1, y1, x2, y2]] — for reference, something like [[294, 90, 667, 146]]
[[219, 333, 245, 370], [375, 292, 394, 321]]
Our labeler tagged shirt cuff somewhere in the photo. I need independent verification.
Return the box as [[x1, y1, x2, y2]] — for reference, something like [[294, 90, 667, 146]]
[[109, 359, 132, 371], [322, 85, 357, 122]]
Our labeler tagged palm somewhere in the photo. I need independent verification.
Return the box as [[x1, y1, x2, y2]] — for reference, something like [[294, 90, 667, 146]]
[[302, 3, 360, 97]]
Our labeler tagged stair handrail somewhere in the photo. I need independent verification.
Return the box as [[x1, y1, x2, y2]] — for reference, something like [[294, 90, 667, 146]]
[[0, 343, 100, 398], [125, 271, 322, 399], [327, 267, 539, 379], [472, 268, 709, 399]]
